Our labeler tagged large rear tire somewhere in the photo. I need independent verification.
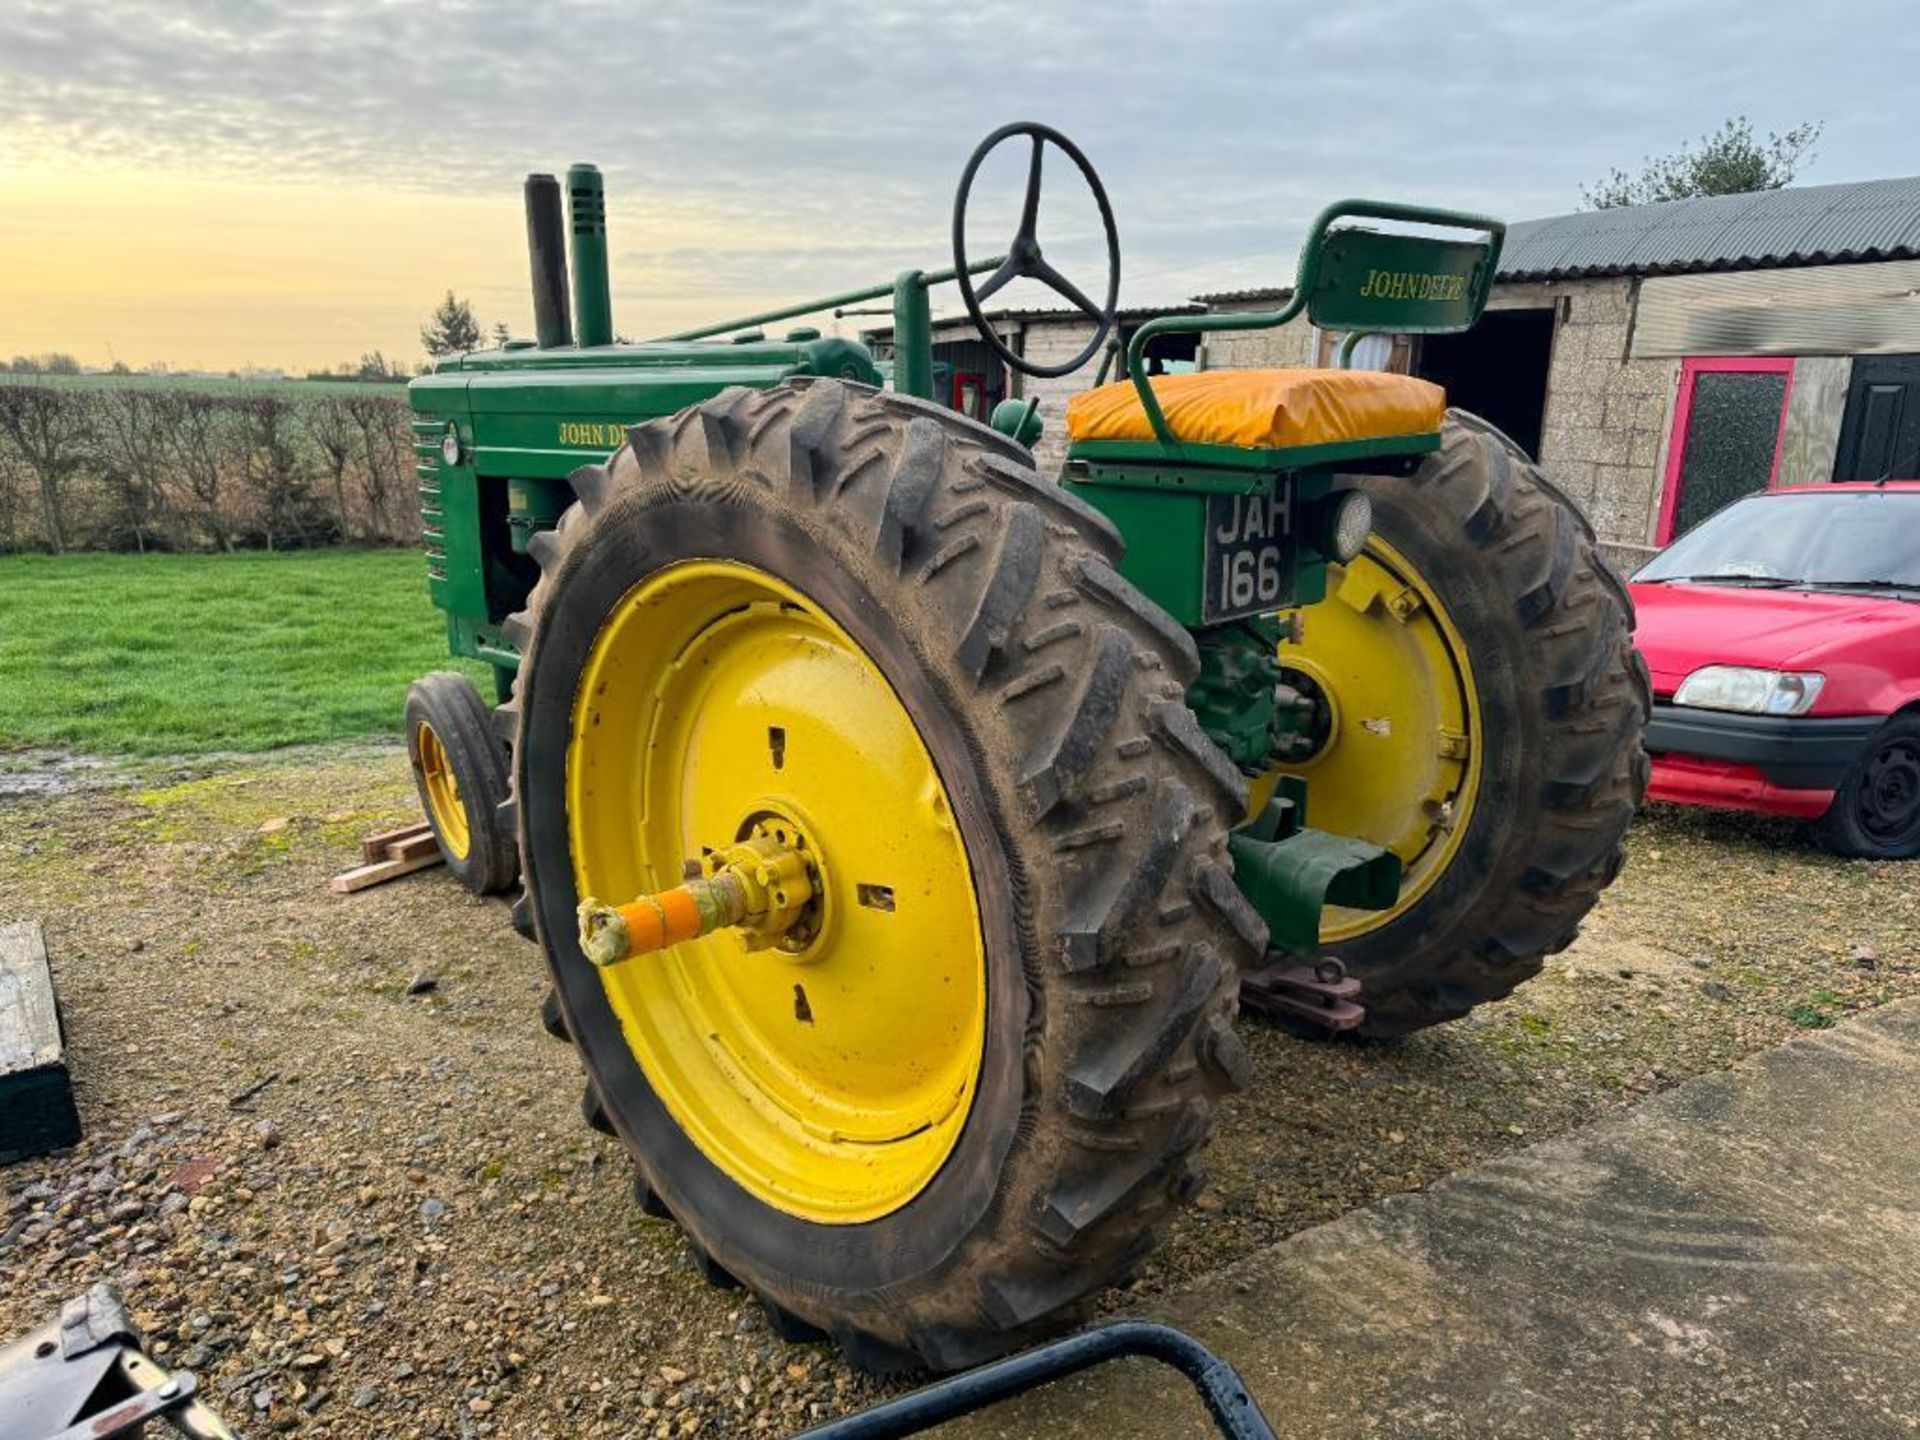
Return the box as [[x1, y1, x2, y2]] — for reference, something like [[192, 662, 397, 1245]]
[[503, 379, 1263, 1370], [1278, 413, 1648, 1037]]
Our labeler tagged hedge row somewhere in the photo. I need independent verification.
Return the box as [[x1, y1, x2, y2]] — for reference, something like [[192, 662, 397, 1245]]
[[0, 383, 423, 554]]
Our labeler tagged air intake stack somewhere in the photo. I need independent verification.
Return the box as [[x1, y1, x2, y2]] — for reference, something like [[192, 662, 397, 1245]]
[[523, 173, 573, 349], [567, 163, 613, 348]]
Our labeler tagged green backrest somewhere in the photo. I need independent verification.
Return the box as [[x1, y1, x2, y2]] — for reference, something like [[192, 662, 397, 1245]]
[[1306, 220, 1499, 336]]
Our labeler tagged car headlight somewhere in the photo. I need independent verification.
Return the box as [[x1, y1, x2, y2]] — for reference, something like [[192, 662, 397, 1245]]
[[1672, 666, 1825, 716]]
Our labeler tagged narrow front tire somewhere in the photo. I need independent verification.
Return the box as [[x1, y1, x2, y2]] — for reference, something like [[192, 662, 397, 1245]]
[[405, 672, 518, 895]]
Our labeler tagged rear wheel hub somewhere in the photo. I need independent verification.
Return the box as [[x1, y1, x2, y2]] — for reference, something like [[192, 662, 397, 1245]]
[[1277, 536, 1480, 942], [565, 560, 987, 1224]]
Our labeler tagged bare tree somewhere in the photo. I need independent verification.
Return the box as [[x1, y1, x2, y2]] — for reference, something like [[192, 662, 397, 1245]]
[[239, 393, 323, 549], [0, 384, 93, 552], [344, 393, 414, 541], [5, 353, 81, 376], [0, 432, 28, 549], [91, 388, 172, 552], [303, 395, 361, 540], [158, 392, 241, 552]]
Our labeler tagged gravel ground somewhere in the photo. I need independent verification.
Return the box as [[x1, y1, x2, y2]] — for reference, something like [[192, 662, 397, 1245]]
[[1, 744, 1916, 1437]]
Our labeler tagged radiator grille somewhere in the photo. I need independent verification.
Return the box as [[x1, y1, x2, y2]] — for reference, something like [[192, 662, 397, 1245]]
[[411, 419, 447, 582]]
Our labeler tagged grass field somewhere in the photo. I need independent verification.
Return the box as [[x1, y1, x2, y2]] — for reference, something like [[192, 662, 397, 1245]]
[[0, 549, 488, 756]]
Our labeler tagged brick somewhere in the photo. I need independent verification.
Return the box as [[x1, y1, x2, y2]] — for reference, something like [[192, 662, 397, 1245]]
[[1588, 468, 1659, 546], [1542, 458, 1597, 508], [1553, 393, 1605, 431], [1568, 283, 1632, 324]]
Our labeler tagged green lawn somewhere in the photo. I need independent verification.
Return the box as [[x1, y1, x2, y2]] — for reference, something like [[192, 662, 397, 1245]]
[[0, 550, 489, 756]]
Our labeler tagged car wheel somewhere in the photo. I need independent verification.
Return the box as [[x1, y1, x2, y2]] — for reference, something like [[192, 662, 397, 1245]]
[[1810, 712, 1920, 860]]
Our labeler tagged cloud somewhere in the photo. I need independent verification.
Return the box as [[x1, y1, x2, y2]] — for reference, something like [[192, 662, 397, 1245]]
[[1, 0, 1910, 312]]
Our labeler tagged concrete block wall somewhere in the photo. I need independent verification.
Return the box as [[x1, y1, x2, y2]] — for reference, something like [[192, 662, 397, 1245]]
[[1508, 278, 1678, 568], [1011, 319, 1104, 477], [867, 317, 1099, 478], [1196, 312, 1316, 371]]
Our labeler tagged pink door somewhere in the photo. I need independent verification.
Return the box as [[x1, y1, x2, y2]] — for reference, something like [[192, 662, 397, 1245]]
[[1656, 356, 1794, 545]]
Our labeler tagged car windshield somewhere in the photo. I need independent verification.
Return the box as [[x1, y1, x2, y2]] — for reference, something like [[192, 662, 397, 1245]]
[[1636, 490, 1920, 590]]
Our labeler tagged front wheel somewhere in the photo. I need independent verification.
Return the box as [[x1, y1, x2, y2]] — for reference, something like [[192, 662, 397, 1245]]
[[1810, 713, 1920, 859], [404, 672, 517, 894]]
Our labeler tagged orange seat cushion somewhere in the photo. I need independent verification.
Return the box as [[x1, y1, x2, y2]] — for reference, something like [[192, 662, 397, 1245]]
[[1066, 368, 1445, 451]]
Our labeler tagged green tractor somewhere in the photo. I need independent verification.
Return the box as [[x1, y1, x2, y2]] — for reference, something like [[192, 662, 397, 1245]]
[[403, 124, 1647, 1369]]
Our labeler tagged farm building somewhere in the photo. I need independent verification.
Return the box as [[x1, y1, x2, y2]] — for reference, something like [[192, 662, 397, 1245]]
[[865, 176, 1920, 571]]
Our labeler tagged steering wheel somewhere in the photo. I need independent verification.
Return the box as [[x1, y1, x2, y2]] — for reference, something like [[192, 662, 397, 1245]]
[[952, 122, 1121, 379]]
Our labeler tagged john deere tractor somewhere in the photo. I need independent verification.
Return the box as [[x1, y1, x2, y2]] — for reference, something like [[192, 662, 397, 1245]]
[[403, 124, 1646, 1369]]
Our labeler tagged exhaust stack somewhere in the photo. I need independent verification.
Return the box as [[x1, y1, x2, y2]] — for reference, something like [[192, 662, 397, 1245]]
[[524, 173, 573, 349], [567, 162, 613, 348]]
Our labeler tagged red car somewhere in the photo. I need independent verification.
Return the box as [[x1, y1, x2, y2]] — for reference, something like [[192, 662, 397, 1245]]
[[1630, 481, 1920, 858]]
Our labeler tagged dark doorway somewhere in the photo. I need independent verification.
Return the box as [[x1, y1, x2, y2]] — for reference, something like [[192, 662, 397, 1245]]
[[931, 338, 1007, 420], [1120, 323, 1200, 376], [1413, 308, 1556, 458], [1836, 355, 1920, 481]]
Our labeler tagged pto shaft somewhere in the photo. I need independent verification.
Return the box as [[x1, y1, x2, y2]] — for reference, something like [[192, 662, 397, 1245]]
[[577, 837, 813, 966]]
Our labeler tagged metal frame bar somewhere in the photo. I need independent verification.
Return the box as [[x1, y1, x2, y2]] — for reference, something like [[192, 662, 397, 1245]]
[[656, 257, 1006, 401], [1071, 431, 1439, 483], [789, 1323, 1277, 1440], [655, 259, 1000, 342]]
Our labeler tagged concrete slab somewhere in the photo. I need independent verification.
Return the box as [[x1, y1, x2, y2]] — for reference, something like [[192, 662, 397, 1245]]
[[946, 1001, 1920, 1439]]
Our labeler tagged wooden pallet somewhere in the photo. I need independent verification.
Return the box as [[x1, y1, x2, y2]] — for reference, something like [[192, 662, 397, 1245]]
[[329, 821, 446, 894], [1, 920, 82, 1163]]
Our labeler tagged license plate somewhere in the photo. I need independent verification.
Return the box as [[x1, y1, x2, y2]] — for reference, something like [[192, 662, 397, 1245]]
[[1202, 486, 1292, 623]]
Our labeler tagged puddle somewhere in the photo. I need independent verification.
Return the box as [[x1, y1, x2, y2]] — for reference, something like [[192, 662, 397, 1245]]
[[0, 739, 406, 801], [0, 750, 116, 798]]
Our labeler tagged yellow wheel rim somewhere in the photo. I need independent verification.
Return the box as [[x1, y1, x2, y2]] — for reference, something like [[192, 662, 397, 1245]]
[[1279, 536, 1480, 942], [415, 720, 471, 860], [566, 560, 987, 1223]]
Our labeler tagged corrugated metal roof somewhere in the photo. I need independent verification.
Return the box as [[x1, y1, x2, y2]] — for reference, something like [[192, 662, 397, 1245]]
[[1191, 177, 1920, 301], [1499, 176, 1920, 280], [1190, 285, 1291, 305]]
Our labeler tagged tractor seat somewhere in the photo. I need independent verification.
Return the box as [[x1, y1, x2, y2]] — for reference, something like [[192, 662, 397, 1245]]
[[1066, 368, 1445, 452]]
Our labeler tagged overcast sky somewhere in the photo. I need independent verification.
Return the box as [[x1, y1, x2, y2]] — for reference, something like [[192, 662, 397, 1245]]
[[1, 0, 1913, 369]]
